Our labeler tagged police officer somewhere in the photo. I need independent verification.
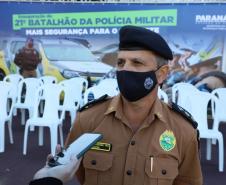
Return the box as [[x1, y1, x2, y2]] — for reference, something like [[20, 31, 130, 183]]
[[65, 25, 203, 185], [14, 37, 41, 78]]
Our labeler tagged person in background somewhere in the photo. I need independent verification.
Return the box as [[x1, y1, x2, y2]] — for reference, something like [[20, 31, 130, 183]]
[[65, 25, 202, 185], [14, 37, 42, 78]]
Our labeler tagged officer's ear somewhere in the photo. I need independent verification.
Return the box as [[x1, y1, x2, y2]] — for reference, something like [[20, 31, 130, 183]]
[[156, 64, 169, 84]]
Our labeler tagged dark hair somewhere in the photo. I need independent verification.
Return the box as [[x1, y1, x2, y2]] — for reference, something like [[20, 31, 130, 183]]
[[26, 37, 34, 43]]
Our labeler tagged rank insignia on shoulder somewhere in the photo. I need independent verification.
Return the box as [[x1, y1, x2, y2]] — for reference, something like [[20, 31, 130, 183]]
[[91, 142, 112, 152], [79, 94, 109, 112], [170, 102, 198, 129]]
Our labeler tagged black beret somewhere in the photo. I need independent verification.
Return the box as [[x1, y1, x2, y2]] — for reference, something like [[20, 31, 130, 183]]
[[119, 25, 173, 60]]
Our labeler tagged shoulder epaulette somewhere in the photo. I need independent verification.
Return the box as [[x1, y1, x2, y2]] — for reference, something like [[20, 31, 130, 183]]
[[79, 94, 109, 112], [170, 102, 198, 129]]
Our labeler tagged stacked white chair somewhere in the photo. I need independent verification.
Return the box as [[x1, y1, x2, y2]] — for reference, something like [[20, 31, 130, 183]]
[[0, 81, 14, 152], [68, 77, 88, 90], [158, 87, 168, 103], [68, 77, 88, 105], [84, 81, 168, 104], [23, 83, 65, 155], [172, 82, 199, 112], [187, 91, 224, 172], [39, 75, 57, 84], [13, 78, 42, 125], [39, 76, 58, 114], [83, 78, 119, 104], [211, 88, 226, 131], [3, 74, 23, 85], [68, 77, 88, 94], [3, 74, 23, 115], [83, 86, 106, 105], [59, 79, 83, 126], [97, 78, 119, 97]]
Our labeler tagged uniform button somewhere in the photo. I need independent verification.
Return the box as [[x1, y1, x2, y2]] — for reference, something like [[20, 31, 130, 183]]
[[91, 160, 96, 165], [162, 169, 167, 175], [126, 170, 132, 176], [131, 140, 135, 145]]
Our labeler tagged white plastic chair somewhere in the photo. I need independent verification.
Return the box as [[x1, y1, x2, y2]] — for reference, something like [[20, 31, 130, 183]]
[[67, 77, 88, 105], [59, 80, 81, 126], [158, 87, 168, 103], [172, 82, 199, 112], [13, 78, 42, 125], [23, 83, 65, 155], [83, 86, 107, 105], [83, 78, 119, 104], [3, 74, 24, 84], [211, 88, 226, 131], [3, 74, 24, 115], [187, 91, 224, 172], [39, 76, 58, 114], [39, 76, 57, 84], [0, 82, 14, 152], [97, 78, 119, 96], [68, 77, 88, 90]]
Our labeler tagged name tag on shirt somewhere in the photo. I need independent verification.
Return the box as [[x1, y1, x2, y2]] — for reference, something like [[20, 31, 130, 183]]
[[91, 142, 112, 152]]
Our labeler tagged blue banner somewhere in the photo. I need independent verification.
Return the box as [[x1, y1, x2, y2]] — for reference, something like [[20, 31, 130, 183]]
[[0, 2, 225, 84]]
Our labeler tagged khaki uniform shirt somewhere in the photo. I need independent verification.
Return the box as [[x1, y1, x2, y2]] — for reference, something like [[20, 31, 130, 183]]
[[21, 69, 37, 78], [66, 95, 202, 185]]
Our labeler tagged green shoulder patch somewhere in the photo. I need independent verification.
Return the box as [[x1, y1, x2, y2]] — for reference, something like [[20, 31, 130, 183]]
[[170, 102, 198, 129], [79, 94, 109, 112]]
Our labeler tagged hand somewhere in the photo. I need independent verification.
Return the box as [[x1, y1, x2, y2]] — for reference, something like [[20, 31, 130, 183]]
[[33, 145, 82, 183]]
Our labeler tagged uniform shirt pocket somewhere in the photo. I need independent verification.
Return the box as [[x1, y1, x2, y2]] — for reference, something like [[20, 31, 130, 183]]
[[83, 151, 113, 185], [144, 157, 178, 185]]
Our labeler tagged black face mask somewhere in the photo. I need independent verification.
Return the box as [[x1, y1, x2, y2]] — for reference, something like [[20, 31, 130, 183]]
[[116, 70, 158, 102]]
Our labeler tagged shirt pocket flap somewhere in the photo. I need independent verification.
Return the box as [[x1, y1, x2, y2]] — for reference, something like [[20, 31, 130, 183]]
[[83, 152, 113, 171], [145, 157, 178, 179]]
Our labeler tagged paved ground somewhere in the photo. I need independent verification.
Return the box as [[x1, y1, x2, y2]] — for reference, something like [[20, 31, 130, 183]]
[[0, 112, 225, 185]]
